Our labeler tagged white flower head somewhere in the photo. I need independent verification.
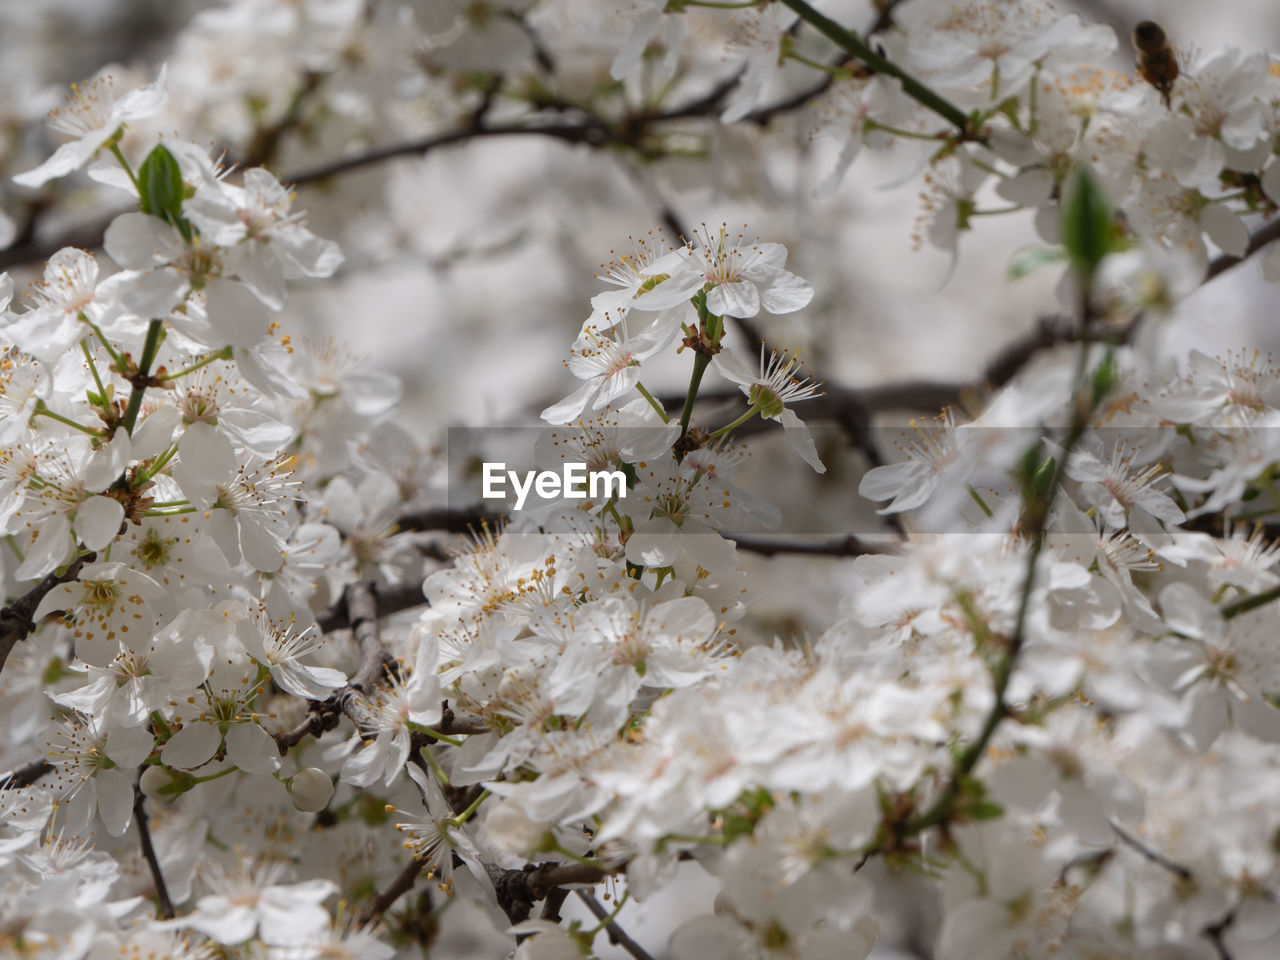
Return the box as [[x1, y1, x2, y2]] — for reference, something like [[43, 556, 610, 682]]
[[14, 66, 167, 188]]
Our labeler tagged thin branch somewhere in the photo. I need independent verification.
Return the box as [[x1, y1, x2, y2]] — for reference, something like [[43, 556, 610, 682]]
[[343, 582, 392, 693], [1206, 218, 1280, 283], [362, 854, 428, 924], [0, 552, 93, 676], [0, 758, 54, 790], [1110, 821, 1193, 880], [541, 887, 570, 922], [779, 0, 973, 135], [396, 506, 505, 535], [133, 778, 176, 919], [490, 860, 619, 925], [575, 889, 656, 960], [727, 532, 894, 557], [315, 580, 430, 633], [1202, 909, 1238, 960]]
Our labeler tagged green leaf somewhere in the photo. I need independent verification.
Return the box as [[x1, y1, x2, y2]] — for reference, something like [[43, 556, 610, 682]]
[[1091, 347, 1117, 406], [1060, 166, 1115, 280], [1008, 245, 1066, 281], [1031, 455, 1057, 503], [138, 145, 184, 221]]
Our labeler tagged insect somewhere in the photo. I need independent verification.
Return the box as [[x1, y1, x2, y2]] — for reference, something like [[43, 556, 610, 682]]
[[1132, 20, 1179, 109]]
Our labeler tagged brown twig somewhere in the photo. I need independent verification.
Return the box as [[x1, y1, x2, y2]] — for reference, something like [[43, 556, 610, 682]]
[[0, 552, 93, 675], [1109, 821, 1193, 880], [362, 855, 427, 924], [315, 580, 430, 633], [396, 506, 505, 535], [1206, 217, 1280, 284], [727, 532, 894, 557], [490, 860, 618, 925], [0, 758, 54, 790], [575, 889, 656, 960], [133, 778, 176, 919]]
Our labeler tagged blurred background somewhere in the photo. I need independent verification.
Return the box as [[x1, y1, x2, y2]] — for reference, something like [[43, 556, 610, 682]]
[[2, 0, 1278, 956]]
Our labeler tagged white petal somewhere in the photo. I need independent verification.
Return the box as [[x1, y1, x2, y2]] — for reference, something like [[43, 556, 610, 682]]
[[161, 722, 221, 770], [1200, 204, 1249, 258], [95, 768, 135, 837], [75, 495, 124, 550], [781, 407, 825, 473], [706, 280, 760, 319], [225, 722, 281, 773], [204, 277, 270, 347], [760, 270, 814, 314]]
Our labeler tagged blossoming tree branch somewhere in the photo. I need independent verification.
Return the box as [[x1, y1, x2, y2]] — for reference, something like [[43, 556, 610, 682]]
[[2, 1, 1280, 959]]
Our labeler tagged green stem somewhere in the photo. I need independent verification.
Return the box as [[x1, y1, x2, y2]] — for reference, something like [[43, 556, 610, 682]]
[[865, 118, 949, 142], [965, 484, 994, 518], [709, 405, 759, 438], [143, 507, 198, 517], [677, 354, 711, 446], [82, 317, 125, 370], [784, 49, 851, 78], [1221, 583, 1280, 619], [420, 745, 452, 786], [80, 340, 108, 403], [32, 402, 104, 437], [108, 142, 141, 195], [121, 320, 164, 435], [450, 788, 490, 826], [586, 890, 632, 937], [158, 348, 231, 382], [413, 725, 464, 748], [779, 0, 974, 136], [635, 381, 670, 423]]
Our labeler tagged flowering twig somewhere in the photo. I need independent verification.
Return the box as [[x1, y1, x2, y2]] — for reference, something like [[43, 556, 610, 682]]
[[779, 0, 974, 135]]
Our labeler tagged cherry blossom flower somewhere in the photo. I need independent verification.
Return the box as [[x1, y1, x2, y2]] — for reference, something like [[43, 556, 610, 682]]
[[13, 66, 167, 188]]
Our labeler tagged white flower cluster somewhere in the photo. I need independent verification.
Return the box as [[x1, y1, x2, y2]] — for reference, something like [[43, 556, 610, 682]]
[[2, 3, 1280, 960]]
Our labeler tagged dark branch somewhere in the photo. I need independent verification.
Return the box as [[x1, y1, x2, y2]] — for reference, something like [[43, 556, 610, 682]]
[[1206, 218, 1280, 284], [0, 552, 93, 675], [490, 860, 618, 925], [727, 533, 894, 557], [362, 855, 428, 924], [396, 506, 505, 535], [343, 582, 392, 693], [1110, 821, 1193, 880], [0, 758, 54, 790], [315, 580, 430, 633], [575, 890, 656, 960], [133, 778, 176, 919]]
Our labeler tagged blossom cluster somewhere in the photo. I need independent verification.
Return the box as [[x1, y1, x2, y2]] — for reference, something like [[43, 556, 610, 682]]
[[2, 2, 1280, 960]]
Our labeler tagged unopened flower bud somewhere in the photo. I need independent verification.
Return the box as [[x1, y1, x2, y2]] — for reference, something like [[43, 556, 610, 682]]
[[288, 768, 334, 813], [140, 765, 179, 803]]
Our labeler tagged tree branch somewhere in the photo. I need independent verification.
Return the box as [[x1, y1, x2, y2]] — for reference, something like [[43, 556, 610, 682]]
[[133, 777, 176, 919], [0, 758, 54, 790], [315, 579, 430, 633], [1206, 217, 1280, 284], [395, 506, 505, 535], [575, 889, 656, 960], [727, 533, 894, 557], [0, 552, 93, 676], [1109, 821, 1193, 880], [361, 854, 427, 924]]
